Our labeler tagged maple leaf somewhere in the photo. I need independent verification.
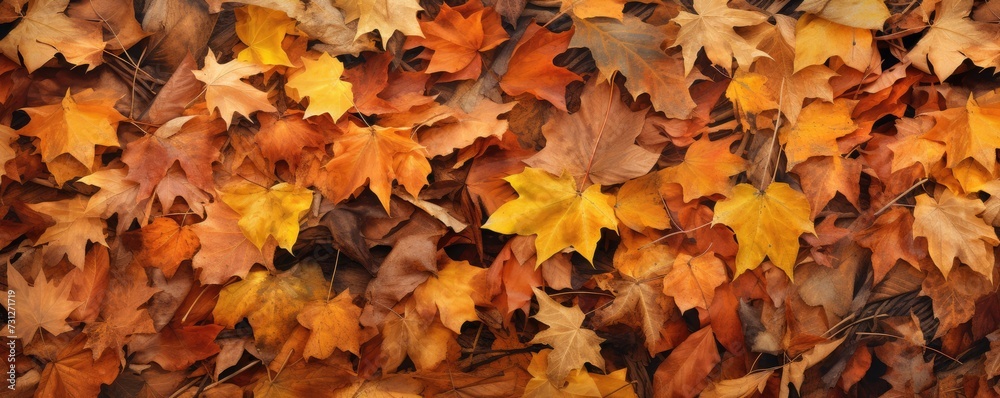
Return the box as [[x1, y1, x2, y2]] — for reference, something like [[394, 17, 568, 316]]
[[912, 191, 999, 280], [526, 81, 658, 186], [614, 171, 672, 232], [413, 256, 487, 333], [18, 89, 124, 182], [192, 51, 276, 127], [744, 17, 836, 124], [219, 180, 313, 251], [5, 264, 80, 343], [794, 15, 874, 73], [0, 0, 105, 72], [672, 0, 768, 75], [409, 3, 508, 81], [235, 5, 296, 67], [213, 262, 327, 363], [529, 287, 605, 383], [483, 167, 617, 264], [65, 246, 110, 323], [78, 168, 145, 234], [793, 156, 861, 217], [36, 334, 119, 397], [725, 71, 779, 114], [921, 93, 1000, 170], [524, 349, 636, 398], [908, 0, 1000, 81], [712, 182, 815, 279], [83, 265, 158, 363], [796, 0, 889, 29], [660, 135, 746, 202], [252, 359, 354, 397], [921, 265, 992, 336], [382, 300, 455, 372], [285, 52, 354, 119], [190, 201, 276, 284], [500, 23, 582, 111], [595, 246, 672, 352], [662, 251, 728, 312], [255, 112, 328, 172], [132, 217, 201, 278], [28, 196, 108, 267], [297, 290, 363, 359], [570, 16, 696, 118], [321, 122, 431, 213], [778, 98, 858, 169], [123, 115, 226, 199], [412, 100, 515, 158], [342, 0, 424, 44]]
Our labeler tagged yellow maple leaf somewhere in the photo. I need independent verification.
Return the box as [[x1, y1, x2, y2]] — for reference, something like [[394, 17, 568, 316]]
[[297, 290, 363, 359], [614, 171, 671, 232], [413, 256, 487, 333], [660, 135, 747, 202], [672, 0, 769, 75], [483, 168, 618, 265], [340, 0, 424, 44], [529, 288, 606, 383], [321, 122, 430, 213], [778, 98, 857, 169], [726, 72, 779, 114], [712, 182, 815, 279], [523, 349, 637, 397], [213, 263, 327, 362], [796, 0, 889, 30], [794, 14, 874, 72], [0, 0, 105, 72], [19, 89, 124, 178], [219, 180, 313, 251], [922, 93, 1000, 170], [285, 52, 354, 119], [235, 5, 296, 67], [192, 51, 276, 127], [913, 191, 999, 281]]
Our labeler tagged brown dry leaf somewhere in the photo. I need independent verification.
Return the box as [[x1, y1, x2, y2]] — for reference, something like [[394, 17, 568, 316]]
[[526, 81, 658, 187], [36, 334, 119, 397], [595, 245, 674, 352], [128, 324, 224, 371], [652, 326, 721, 397], [83, 265, 158, 364], [855, 207, 926, 283], [5, 264, 80, 343], [123, 115, 226, 200], [921, 264, 992, 337]]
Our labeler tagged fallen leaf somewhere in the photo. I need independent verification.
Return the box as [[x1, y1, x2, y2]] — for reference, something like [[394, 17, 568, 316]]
[[192, 51, 277, 126], [529, 287, 606, 383], [5, 264, 80, 343], [672, 0, 768, 75], [285, 52, 354, 119], [297, 290, 363, 359], [912, 191, 998, 280], [219, 180, 313, 251]]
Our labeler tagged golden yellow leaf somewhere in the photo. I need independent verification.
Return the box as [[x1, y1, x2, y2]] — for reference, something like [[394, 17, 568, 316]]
[[213, 263, 327, 362], [285, 52, 354, 119], [235, 5, 296, 67], [922, 93, 1000, 170], [794, 14, 874, 72], [778, 98, 857, 169], [913, 191, 999, 281], [796, 0, 889, 29], [219, 180, 313, 251], [726, 72, 779, 114], [413, 256, 487, 333], [560, 0, 627, 20], [346, 0, 424, 44], [381, 300, 455, 372], [483, 168, 618, 265], [297, 290, 362, 359], [614, 171, 671, 232], [712, 183, 815, 279]]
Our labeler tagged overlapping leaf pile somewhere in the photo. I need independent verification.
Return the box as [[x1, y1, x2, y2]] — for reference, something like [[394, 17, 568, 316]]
[[5, 0, 1000, 396]]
